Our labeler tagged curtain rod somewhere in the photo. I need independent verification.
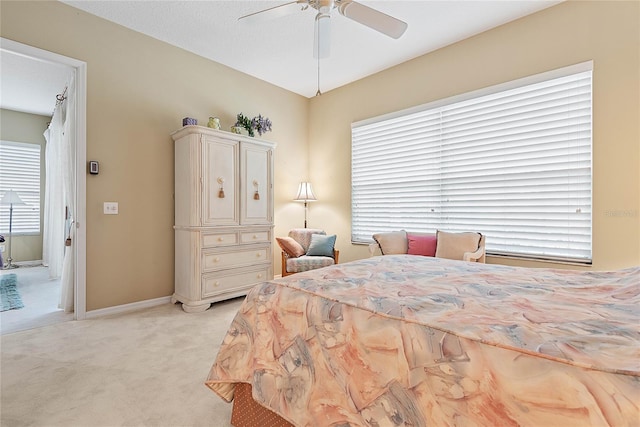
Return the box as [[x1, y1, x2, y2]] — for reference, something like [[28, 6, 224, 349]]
[[48, 85, 68, 126], [56, 86, 67, 106]]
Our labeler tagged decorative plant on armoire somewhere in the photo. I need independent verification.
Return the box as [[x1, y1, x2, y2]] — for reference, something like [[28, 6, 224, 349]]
[[235, 113, 272, 137]]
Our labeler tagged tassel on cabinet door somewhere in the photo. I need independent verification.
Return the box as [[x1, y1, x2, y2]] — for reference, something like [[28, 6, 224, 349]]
[[253, 180, 260, 200], [217, 177, 225, 198]]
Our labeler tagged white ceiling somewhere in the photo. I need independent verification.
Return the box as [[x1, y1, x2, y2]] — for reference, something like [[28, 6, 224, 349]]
[[0, 48, 73, 117], [2, 0, 561, 116]]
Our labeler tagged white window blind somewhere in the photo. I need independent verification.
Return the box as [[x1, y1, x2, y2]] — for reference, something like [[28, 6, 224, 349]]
[[352, 63, 592, 263], [0, 141, 41, 234]]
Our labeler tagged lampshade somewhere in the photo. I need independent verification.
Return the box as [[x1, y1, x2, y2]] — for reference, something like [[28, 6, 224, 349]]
[[0, 190, 26, 205], [293, 182, 317, 202]]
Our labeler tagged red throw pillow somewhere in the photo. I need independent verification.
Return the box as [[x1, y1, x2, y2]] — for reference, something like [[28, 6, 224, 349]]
[[407, 233, 437, 257]]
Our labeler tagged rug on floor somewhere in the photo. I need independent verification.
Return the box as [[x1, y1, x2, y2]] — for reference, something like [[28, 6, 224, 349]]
[[1, 274, 24, 311]]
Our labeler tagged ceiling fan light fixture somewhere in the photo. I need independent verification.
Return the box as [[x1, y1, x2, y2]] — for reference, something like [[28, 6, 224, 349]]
[[313, 13, 331, 59], [314, 12, 328, 96]]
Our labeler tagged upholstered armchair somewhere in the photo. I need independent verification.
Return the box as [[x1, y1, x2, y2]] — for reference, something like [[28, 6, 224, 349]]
[[369, 230, 486, 263], [277, 228, 340, 276]]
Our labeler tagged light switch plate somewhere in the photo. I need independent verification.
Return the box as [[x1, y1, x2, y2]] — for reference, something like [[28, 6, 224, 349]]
[[104, 202, 118, 214]]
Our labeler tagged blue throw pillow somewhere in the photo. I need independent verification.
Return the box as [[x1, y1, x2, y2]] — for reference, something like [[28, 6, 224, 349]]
[[306, 234, 336, 258]]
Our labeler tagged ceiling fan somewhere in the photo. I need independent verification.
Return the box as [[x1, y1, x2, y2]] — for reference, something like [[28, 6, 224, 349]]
[[239, 0, 408, 59]]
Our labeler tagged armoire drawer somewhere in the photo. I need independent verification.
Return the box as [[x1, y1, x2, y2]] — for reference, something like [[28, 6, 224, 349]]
[[202, 247, 269, 271], [202, 232, 238, 247], [240, 230, 271, 244], [202, 267, 270, 297]]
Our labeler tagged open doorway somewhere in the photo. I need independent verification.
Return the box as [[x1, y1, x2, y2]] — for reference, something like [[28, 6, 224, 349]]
[[0, 38, 86, 334]]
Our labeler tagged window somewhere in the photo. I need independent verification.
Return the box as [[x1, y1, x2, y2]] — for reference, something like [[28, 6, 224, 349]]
[[0, 140, 41, 234], [352, 62, 592, 263]]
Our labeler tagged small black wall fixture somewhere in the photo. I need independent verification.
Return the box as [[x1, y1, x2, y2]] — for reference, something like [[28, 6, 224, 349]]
[[88, 161, 99, 175]]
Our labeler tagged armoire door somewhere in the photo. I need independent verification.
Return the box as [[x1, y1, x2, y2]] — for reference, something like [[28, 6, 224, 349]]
[[240, 143, 273, 225], [202, 136, 239, 226]]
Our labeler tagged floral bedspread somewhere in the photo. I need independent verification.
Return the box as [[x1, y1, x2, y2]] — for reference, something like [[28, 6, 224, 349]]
[[206, 255, 640, 426]]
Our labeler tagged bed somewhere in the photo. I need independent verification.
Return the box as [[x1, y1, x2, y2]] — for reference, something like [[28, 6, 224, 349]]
[[205, 255, 640, 426]]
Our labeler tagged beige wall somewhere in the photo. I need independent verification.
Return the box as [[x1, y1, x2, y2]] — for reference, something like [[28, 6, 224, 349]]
[[1, 1, 309, 310], [0, 109, 49, 263], [308, 0, 640, 271]]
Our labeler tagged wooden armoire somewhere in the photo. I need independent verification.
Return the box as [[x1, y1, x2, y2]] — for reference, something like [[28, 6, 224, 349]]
[[171, 126, 275, 312]]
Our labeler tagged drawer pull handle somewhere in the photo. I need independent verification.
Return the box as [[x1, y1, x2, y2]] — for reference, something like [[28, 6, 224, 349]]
[[214, 257, 220, 262], [253, 235, 257, 239], [214, 281, 220, 287], [257, 274, 263, 279], [256, 253, 262, 257], [218, 237, 224, 242]]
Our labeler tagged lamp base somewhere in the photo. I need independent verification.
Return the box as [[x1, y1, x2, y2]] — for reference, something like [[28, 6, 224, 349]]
[[3, 258, 20, 270]]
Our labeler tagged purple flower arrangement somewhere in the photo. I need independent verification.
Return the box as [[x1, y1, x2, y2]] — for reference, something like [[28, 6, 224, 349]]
[[252, 114, 272, 136], [235, 113, 272, 137]]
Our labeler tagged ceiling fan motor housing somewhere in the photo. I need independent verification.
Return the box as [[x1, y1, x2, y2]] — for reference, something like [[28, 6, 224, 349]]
[[313, 0, 335, 13]]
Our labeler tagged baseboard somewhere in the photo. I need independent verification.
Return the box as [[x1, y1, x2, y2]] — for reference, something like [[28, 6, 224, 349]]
[[85, 296, 172, 319], [13, 260, 44, 267]]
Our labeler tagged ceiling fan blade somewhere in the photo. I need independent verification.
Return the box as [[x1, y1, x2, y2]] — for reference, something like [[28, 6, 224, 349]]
[[239, 0, 308, 25], [313, 13, 331, 59], [337, 1, 407, 39]]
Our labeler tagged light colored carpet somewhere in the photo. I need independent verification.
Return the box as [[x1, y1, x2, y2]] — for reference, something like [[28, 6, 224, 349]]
[[1, 298, 244, 426], [1, 265, 73, 334]]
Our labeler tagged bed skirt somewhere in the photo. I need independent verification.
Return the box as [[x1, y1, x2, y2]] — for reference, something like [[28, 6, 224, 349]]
[[231, 383, 294, 427]]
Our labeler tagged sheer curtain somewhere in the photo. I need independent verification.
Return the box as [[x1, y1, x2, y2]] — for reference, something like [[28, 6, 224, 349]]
[[43, 100, 65, 279], [60, 74, 76, 312], [43, 73, 76, 312]]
